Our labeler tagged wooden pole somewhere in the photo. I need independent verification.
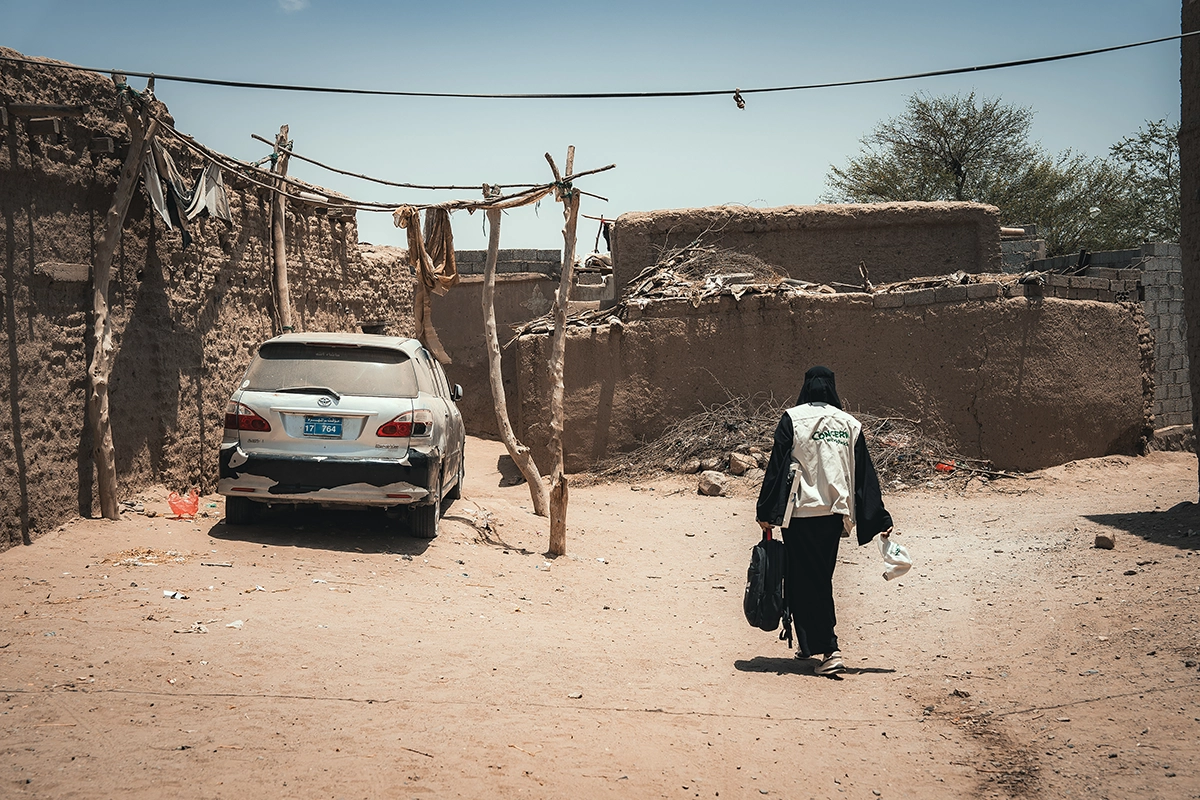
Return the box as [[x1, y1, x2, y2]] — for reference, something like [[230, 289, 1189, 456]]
[[546, 146, 581, 556], [88, 76, 157, 520], [271, 124, 294, 333], [482, 206, 549, 516]]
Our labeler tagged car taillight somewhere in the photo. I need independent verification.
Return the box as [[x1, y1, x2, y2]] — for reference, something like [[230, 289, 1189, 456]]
[[377, 409, 433, 438], [224, 401, 271, 432]]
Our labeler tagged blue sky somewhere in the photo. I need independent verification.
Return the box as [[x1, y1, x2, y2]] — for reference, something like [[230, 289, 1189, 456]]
[[1, 0, 1183, 250]]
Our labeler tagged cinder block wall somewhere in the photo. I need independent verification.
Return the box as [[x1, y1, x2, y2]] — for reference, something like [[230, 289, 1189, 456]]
[[1141, 244, 1189, 427], [610, 202, 1003, 297]]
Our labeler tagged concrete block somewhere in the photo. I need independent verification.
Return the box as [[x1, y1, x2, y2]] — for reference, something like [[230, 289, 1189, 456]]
[[1170, 300, 1184, 315], [1046, 273, 1070, 288], [933, 285, 970, 303], [967, 282, 1001, 299], [1070, 276, 1109, 290], [1097, 290, 1116, 303], [872, 292, 905, 309], [902, 288, 937, 307], [1117, 269, 1142, 281], [1070, 288, 1100, 301], [1087, 266, 1120, 280], [1144, 242, 1182, 257], [1006, 284, 1026, 297], [1054, 286, 1072, 298]]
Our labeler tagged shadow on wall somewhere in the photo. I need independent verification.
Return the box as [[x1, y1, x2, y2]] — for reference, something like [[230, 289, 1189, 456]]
[[2, 139, 32, 546]]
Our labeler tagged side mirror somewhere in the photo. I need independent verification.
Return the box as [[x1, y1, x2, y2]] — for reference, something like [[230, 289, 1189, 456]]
[[451, 384, 463, 402]]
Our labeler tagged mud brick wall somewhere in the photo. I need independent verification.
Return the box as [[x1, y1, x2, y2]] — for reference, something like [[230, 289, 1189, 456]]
[[431, 249, 561, 439], [515, 286, 1152, 474], [1034, 243, 1188, 429], [609, 202, 1002, 297], [1, 50, 410, 550]]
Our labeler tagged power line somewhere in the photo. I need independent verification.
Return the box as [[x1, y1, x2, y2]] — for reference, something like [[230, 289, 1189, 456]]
[[0, 31, 1194, 102]]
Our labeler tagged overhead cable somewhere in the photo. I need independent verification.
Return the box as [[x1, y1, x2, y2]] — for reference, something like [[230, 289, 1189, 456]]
[[0, 31, 1193, 102]]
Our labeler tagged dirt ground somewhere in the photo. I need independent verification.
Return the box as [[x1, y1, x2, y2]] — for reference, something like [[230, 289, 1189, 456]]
[[2, 438, 1199, 799]]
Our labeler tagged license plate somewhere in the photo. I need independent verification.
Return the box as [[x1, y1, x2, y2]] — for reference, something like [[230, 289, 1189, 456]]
[[303, 415, 342, 438]]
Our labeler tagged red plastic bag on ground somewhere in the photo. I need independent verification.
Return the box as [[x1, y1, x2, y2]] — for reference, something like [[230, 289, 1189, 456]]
[[168, 489, 200, 520]]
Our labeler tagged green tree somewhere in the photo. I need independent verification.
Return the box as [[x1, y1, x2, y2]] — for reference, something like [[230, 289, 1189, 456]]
[[1105, 118, 1180, 244], [822, 93, 1172, 257], [824, 92, 1038, 204]]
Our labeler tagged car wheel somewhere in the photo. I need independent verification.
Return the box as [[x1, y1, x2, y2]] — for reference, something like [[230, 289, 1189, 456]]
[[445, 456, 464, 503], [225, 496, 257, 526], [410, 491, 441, 539]]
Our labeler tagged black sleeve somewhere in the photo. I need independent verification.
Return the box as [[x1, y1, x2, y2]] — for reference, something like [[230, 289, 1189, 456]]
[[854, 431, 893, 545], [756, 413, 794, 526]]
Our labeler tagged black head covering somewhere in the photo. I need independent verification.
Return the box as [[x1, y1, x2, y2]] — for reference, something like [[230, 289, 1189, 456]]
[[797, 365, 842, 409]]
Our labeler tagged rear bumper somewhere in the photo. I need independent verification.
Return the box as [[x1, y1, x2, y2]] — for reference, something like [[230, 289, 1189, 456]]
[[218, 444, 437, 507]]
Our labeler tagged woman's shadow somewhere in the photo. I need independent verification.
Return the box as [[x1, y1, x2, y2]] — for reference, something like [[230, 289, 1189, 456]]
[[734, 656, 896, 679]]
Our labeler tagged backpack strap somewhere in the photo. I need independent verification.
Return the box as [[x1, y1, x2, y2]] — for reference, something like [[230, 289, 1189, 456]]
[[778, 605, 794, 649]]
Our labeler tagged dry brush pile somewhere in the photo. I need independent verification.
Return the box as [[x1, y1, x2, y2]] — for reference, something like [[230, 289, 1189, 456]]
[[585, 394, 1011, 489]]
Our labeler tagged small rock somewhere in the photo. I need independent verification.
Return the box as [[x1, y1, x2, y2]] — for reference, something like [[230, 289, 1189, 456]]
[[699, 456, 724, 472], [681, 458, 702, 474], [697, 471, 729, 497], [744, 467, 765, 482], [728, 452, 757, 476], [567, 691, 583, 699], [1094, 532, 1116, 550]]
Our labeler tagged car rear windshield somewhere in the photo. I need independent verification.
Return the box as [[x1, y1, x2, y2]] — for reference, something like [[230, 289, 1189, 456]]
[[244, 343, 419, 397]]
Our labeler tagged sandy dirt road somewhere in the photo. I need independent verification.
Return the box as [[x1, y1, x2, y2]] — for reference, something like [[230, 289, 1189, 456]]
[[1, 438, 1199, 799]]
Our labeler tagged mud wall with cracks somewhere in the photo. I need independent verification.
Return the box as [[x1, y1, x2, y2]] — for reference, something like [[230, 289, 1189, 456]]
[[515, 290, 1152, 474], [610, 202, 1002, 297], [0, 49, 411, 551]]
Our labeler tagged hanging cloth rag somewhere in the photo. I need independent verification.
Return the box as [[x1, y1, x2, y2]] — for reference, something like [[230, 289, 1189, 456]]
[[394, 205, 453, 364], [421, 207, 460, 296], [191, 161, 233, 223], [142, 156, 172, 229], [151, 138, 234, 223]]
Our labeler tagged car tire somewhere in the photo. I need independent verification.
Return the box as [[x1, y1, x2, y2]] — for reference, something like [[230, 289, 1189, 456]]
[[410, 491, 441, 539], [225, 496, 257, 526], [445, 456, 464, 504]]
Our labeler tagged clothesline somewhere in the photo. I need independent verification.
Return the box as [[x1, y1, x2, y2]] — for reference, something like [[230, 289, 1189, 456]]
[[249, 133, 541, 192], [154, 115, 614, 213]]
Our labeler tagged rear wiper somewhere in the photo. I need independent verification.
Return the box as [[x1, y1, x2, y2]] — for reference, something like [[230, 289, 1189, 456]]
[[276, 386, 342, 401]]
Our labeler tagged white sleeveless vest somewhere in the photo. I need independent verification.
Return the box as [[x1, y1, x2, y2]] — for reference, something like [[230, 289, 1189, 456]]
[[782, 402, 862, 530]]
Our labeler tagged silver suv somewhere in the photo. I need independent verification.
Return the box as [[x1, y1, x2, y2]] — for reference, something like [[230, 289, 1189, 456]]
[[218, 333, 465, 538]]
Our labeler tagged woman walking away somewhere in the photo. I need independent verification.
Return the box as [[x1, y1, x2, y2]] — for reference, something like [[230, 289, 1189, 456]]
[[755, 366, 895, 677]]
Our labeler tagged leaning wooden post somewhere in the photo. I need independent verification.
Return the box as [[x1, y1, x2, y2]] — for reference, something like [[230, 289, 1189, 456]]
[[546, 147, 582, 556], [88, 76, 157, 520], [482, 203, 549, 516], [271, 124, 294, 333]]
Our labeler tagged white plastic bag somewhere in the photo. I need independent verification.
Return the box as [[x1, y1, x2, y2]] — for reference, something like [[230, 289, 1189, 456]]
[[878, 535, 912, 581]]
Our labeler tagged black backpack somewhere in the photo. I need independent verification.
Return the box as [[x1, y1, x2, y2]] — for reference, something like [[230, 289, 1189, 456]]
[[743, 531, 793, 648]]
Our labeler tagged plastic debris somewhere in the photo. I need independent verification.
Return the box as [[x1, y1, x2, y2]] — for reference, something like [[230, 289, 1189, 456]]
[[163, 590, 189, 600], [226, 620, 244, 630], [168, 489, 200, 519], [173, 622, 208, 634]]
